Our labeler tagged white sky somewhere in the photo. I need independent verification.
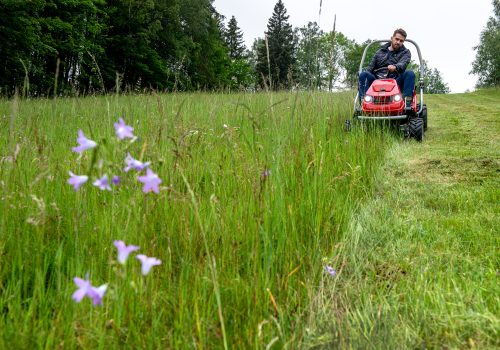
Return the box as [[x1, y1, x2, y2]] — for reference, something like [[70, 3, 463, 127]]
[[213, 0, 493, 93]]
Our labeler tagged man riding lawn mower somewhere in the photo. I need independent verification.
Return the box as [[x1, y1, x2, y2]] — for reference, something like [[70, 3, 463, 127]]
[[352, 28, 428, 141]]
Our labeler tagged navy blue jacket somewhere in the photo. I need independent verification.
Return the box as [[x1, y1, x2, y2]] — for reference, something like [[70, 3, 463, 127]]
[[366, 43, 411, 79]]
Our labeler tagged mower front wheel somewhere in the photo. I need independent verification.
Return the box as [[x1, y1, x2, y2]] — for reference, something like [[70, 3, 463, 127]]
[[409, 117, 424, 142]]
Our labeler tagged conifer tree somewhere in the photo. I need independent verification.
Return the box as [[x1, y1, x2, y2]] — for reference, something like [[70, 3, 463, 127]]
[[255, 0, 296, 89], [225, 16, 246, 59]]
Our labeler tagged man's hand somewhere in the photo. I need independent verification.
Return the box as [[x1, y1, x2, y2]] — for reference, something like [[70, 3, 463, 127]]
[[388, 65, 397, 72]]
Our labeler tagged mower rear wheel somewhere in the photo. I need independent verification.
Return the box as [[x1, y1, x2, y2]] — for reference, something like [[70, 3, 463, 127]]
[[409, 117, 424, 142]]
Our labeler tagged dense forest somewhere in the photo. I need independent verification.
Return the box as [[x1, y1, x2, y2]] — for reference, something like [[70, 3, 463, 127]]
[[7, 0, 498, 97]]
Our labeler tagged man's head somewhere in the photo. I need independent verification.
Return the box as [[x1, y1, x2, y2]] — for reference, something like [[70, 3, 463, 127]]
[[390, 28, 407, 51]]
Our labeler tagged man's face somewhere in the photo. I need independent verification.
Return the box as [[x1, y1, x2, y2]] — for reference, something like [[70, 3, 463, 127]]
[[390, 33, 405, 50]]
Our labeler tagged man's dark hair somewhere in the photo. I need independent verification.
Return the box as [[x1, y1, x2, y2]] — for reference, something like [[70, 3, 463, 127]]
[[393, 28, 407, 38]]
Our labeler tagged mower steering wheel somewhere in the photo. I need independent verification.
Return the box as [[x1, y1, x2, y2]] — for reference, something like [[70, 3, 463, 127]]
[[373, 67, 399, 79]]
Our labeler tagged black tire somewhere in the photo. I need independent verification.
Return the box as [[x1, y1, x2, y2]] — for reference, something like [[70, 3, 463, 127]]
[[421, 104, 428, 130], [409, 117, 424, 142], [417, 103, 428, 130]]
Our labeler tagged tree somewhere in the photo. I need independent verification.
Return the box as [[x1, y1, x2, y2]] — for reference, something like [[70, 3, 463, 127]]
[[0, 0, 44, 96], [425, 68, 450, 94], [38, 0, 104, 95], [223, 16, 253, 89], [343, 40, 377, 89], [0, 0, 103, 97], [321, 31, 355, 91], [408, 60, 450, 94], [100, 0, 169, 92], [255, 0, 296, 89], [294, 21, 356, 91], [471, 0, 500, 87], [295, 22, 323, 89], [248, 38, 265, 85], [225, 16, 246, 60], [177, 0, 232, 89]]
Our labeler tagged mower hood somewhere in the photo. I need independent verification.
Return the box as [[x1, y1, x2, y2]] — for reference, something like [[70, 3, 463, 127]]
[[370, 79, 397, 93]]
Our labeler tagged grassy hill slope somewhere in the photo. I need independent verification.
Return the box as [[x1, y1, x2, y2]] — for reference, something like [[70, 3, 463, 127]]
[[306, 89, 500, 349]]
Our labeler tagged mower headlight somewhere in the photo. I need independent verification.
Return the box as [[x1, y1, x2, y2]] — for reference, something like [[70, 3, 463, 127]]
[[394, 94, 402, 102], [364, 95, 373, 102]]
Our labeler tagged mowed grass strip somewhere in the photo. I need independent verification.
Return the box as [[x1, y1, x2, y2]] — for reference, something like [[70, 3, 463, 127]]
[[0, 92, 391, 348], [306, 89, 500, 349]]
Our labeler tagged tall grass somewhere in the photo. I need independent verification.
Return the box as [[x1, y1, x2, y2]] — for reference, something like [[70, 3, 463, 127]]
[[0, 91, 391, 348]]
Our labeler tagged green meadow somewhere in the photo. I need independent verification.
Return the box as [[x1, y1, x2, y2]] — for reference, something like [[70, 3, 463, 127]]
[[0, 90, 498, 349]]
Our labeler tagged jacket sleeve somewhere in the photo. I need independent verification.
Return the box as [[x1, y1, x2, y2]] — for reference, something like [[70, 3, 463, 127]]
[[366, 53, 378, 73], [396, 49, 411, 73]]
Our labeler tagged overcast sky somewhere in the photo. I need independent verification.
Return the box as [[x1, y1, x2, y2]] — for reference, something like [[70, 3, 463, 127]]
[[213, 0, 493, 93]]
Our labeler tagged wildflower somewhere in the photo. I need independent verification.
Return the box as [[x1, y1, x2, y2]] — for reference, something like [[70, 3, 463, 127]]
[[93, 174, 112, 191], [112, 176, 121, 185], [114, 118, 135, 140], [261, 169, 271, 179], [72, 130, 97, 153], [324, 265, 336, 277], [68, 171, 88, 191], [136, 254, 161, 275], [113, 240, 140, 265], [124, 153, 150, 172], [138, 169, 162, 194], [72, 277, 108, 306]]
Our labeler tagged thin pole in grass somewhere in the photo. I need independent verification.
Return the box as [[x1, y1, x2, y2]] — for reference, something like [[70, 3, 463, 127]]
[[264, 33, 277, 119], [19, 59, 29, 98], [265, 34, 272, 91], [87, 50, 106, 94], [180, 170, 228, 350], [8, 90, 19, 159], [328, 15, 337, 92], [315, 0, 323, 90], [53, 57, 60, 99]]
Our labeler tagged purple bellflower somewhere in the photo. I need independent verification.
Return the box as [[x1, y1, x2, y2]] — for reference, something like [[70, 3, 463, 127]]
[[112, 175, 121, 185], [136, 254, 162, 275], [93, 174, 112, 191], [124, 153, 150, 172], [72, 277, 108, 306], [72, 130, 97, 153], [68, 171, 88, 191], [113, 240, 140, 264], [261, 169, 271, 179], [138, 169, 162, 194], [114, 118, 135, 140], [324, 265, 336, 277]]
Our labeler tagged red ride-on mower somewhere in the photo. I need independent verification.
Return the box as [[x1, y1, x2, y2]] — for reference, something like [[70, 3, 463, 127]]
[[351, 39, 428, 141]]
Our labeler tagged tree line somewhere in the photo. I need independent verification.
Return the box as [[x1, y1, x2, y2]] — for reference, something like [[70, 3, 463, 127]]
[[1, 0, 235, 96], [471, 0, 500, 88], [4, 0, 496, 97]]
